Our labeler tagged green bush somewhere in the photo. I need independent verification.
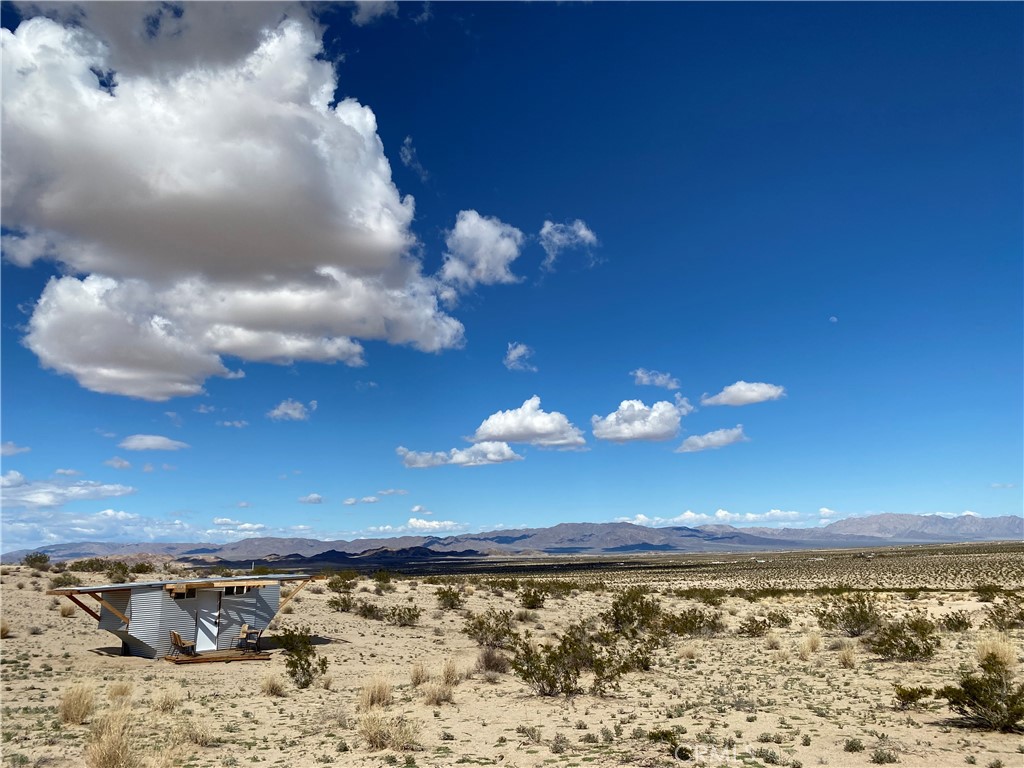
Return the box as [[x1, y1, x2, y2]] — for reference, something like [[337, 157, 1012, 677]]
[[436, 586, 464, 610], [869, 611, 940, 661], [327, 573, 357, 593], [463, 609, 515, 649], [844, 738, 865, 752], [327, 594, 354, 612], [354, 600, 384, 621], [936, 650, 1024, 731], [893, 684, 932, 710], [277, 626, 328, 688], [974, 584, 1002, 603], [940, 611, 973, 632], [386, 605, 421, 627], [815, 593, 882, 637], [104, 561, 133, 584], [510, 622, 628, 697], [520, 587, 546, 609], [674, 587, 725, 606], [49, 573, 83, 589], [22, 552, 50, 570], [870, 748, 900, 764], [662, 608, 725, 637], [982, 598, 1024, 631], [738, 616, 771, 637], [601, 587, 662, 638], [130, 562, 155, 574], [765, 609, 792, 628]]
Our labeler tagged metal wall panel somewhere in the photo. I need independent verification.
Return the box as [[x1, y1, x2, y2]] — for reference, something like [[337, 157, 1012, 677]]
[[253, 584, 280, 629]]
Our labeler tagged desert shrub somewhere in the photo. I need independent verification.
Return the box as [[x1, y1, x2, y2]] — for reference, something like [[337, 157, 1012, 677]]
[[386, 605, 422, 626], [174, 719, 219, 747], [22, 552, 50, 570], [815, 593, 882, 637], [107, 681, 133, 703], [941, 611, 973, 632], [463, 608, 515, 648], [602, 587, 662, 638], [421, 681, 454, 705], [327, 594, 354, 612], [277, 625, 328, 689], [477, 646, 511, 673], [60, 684, 96, 724], [844, 737, 865, 752], [869, 611, 940, 661], [436, 585, 464, 610], [359, 675, 393, 710], [0, 618, 9, 639], [936, 637, 1024, 731], [50, 573, 83, 588], [130, 562, 154, 574], [327, 572, 358, 593], [59, 602, 77, 618], [751, 747, 784, 764], [441, 658, 462, 686], [152, 690, 181, 712], [510, 622, 628, 697], [870, 748, 900, 764], [893, 684, 932, 710], [520, 587, 546, 609], [261, 674, 287, 697], [838, 641, 857, 668], [409, 662, 429, 687], [663, 608, 725, 636], [974, 584, 1002, 603], [73, 558, 111, 572], [514, 609, 538, 623], [738, 616, 771, 638], [372, 569, 392, 584], [675, 586, 726, 606], [358, 712, 419, 751], [354, 600, 384, 620], [982, 598, 1024, 631], [765, 609, 792, 628], [85, 709, 140, 768]]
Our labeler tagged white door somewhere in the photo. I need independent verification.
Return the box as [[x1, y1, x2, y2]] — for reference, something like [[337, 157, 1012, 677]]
[[195, 591, 220, 652]]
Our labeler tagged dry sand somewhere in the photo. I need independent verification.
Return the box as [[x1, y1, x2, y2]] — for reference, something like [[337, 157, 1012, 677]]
[[1, 544, 1022, 767]]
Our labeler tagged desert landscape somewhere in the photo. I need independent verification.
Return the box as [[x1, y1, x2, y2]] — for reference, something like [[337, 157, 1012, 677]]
[[1, 542, 1022, 768]]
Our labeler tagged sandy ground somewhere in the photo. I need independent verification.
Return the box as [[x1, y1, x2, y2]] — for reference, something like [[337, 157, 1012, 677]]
[[1, 544, 1022, 767]]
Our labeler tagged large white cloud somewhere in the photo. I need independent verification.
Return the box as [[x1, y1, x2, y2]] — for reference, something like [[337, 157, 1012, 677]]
[[701, 381, 786, 406], [396, 442, 523, 468], [592, 396, 694, 442], [470, 395, 585, 449], [676, 425, 748, 453], [538, 219, 598, 270], [366, 517, 467, 534], [3, 15, 464, 400], [440, 210, 525, 294], [1, 470, 136, 509]]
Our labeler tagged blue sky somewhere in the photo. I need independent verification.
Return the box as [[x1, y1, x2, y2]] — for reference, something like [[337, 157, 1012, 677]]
[[1, 2, 1021, 552]]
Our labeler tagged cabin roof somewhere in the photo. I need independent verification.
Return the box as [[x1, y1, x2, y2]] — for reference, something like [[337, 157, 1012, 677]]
[[46, 573, 316, 595]]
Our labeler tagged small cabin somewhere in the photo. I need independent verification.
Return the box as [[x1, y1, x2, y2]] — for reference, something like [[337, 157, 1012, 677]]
[[48, 574, 314, 659]]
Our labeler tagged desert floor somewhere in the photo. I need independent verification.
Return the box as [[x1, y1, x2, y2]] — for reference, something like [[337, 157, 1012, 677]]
[[1, 542, 1022, 768]]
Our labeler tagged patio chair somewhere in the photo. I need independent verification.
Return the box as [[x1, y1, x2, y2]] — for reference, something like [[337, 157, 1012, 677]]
[[170, 630, 196, 657], [238, 624, 261, 652]]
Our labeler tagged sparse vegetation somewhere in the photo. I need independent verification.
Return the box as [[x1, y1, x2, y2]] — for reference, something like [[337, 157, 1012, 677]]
[[435, 585, 464, 610], [277, 625, 328, 689], [869, 611, 940, 661], [815, 593, 882, 637], [936, 636, 1024, 731], [60, 684, 96, 724]]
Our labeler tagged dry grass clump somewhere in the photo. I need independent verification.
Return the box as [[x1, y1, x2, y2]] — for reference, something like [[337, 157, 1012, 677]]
[[107, 681, 133, 704], [85, 708, 140, 768], [799, 631, 822, 660], [60, 684, 96, 724], [359, 675, 393, 710], [477, 647, 511, 673], [151, 690, 180, 713], [359, 711, 420, 751], [421, 681, 454, 705], [60, 603, 76, 618], [680, 643, 699, 660], [0, 617, 9, 639], [837, 640, 857, 669], [976, 635, 1018, 670], [173, 719, 218, 747], [261, 674, 288, 697], [441, 658, 462, 686], [765, 632, 782, 650], [410, 661, 430, 687]]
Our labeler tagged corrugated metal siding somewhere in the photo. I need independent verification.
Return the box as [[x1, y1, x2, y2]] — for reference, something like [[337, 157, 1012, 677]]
[[97, 590, 131, 631], [161, 595, 199, 657], [253, 584, 280, 629], [126, 588, 165, 653], [107, 629, 156, 658], [216, 594, 252, 650]]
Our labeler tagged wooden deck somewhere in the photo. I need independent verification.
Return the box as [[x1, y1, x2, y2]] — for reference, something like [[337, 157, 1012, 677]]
[[163, 649, 271, 664]]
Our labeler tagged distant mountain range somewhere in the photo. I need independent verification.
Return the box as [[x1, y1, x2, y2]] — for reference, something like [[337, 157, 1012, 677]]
[[3, 513, 1020, 565]]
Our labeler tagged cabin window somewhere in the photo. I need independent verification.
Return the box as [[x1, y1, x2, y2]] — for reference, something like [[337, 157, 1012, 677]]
[[172, 588, 197, 600], [224, 586, 253, 596]]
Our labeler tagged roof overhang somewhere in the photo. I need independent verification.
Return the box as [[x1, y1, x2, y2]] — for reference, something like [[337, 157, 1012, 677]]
[[46, 572, 319, 596]]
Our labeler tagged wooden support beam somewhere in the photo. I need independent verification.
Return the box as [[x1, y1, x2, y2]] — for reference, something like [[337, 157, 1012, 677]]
[[89, 594, 130, 626], [65, 594, 100, 622]]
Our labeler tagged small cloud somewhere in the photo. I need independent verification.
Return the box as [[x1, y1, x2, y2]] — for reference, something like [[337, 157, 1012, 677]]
[[701, 381, 785, 407], [819, 507, 838, 518], [399, 136, 429, 183], [164, 411, 182, 427], [267, 399, 316, 421], [440, 210, 525, 296], [54, 468, 81, 476], [539, 219, 599, 270], [410, 504, 432, 515], [617, 511, 714, 527], [343, 498, 358, 506], [377, 489, 408, 496], [104, 456, 132, 470], [351, 1, 399, 26], [142, 463, 155, 473], [829, 316, 838, 323], [592, 396, 693, 442], [1, 441, 30, 456], [216, 420, 249, 428], [991, 482, 1017, 489], [413, 1, 432, 24], [676, 425, 748, 453], [397, 442, 524, 468], [119, 434, 190, 451], [503, 342, 537, 372], [630, 368, 680, 390], [237, 501, 250, 508], [161, 463, 176, 471], [213, 517, 242, 526], [356, 380, 378, 391], [367, 517, 466, 534], [298, 493, 324, 504], [361, 496, 379, 504], [194, 404, 216, 414], [471, 395, 585, 449]]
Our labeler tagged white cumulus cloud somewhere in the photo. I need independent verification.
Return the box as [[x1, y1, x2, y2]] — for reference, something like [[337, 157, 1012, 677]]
[[104, 457, 131, 470], [440, 210, 524, 295], [397, 442, 523, 468], [267, 399, 317, 421], [1, 470, 136, 509], [676, 425, 748, 453], [631, 368, 680, 390], [701, 381, 786, 407], [503, 342, 537, 372], [1, 441, 30, 456], [298, 493, 324, 504], [470, 395, 585, 449], [118, 434, 190, 451], [592, 396, 693, 442], [539, 219, 598, 270], [3, 14, 464, 400], [351, 1, 399, 26]]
